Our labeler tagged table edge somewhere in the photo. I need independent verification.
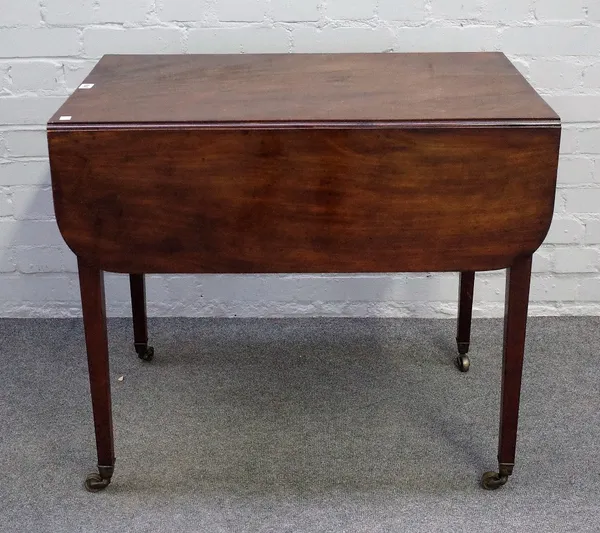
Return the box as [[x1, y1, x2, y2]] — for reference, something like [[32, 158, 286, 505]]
[[47, 119, 561, 132]]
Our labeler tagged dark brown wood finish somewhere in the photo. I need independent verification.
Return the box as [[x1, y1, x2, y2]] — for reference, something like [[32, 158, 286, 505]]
[[48, 53, 558, 126], [129, 274, 148, 347], [48, 53, 561, 491], [78, 259, 114, 482], [498, 255, 533, 469], [49, 127, 560, 274], [457, 271, 475, 353]]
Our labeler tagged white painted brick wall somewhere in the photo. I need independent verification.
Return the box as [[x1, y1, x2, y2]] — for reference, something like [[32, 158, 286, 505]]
[[269, 1, 320, 22], [326, 0, 377, 20], [1, 0, 600, 319], [158, 1, 213, 23], [215, 0, 269, 22], [479, 1, 533, 22], [1, 2, 42, 26], [188, 27, 290, 54], [43, 0, 153, 24], [83, 28, 183, 57], [378, 1, 427, 21], [429, 0, 480, 20]]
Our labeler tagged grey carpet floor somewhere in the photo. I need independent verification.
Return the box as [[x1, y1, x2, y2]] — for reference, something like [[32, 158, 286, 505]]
[[0, 317, 599, 532]]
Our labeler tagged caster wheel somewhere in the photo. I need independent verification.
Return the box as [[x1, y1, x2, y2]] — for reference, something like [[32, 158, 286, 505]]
[[481, 471, 508, 490], [137, 345, 154, 362], [84, 472, 111, 492], [456, 354, 470, 372]]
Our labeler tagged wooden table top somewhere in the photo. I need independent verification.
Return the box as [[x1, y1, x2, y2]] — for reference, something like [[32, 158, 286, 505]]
[[48, 53, 558, 128]]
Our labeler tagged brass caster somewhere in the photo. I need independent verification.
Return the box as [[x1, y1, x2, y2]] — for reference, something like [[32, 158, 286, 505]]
[[481, 471, 509, 490], [84, 472, 111, 492], [136, 345, 154, 362], [456, 354, 470, 372]]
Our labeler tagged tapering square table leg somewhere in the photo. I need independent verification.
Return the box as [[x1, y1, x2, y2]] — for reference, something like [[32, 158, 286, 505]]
[[78, 258, 115, 492], [456, 271, 475, 372], [129, 274, 154, 361], [482, 255, 532, 490]]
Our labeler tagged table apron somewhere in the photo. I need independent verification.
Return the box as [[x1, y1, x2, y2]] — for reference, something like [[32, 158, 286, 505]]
[[48, 126, 560, 273]]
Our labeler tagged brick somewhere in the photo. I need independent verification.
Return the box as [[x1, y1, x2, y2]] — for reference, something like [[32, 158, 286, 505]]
[[104, 273, 135, 303], [44, 0, 152, 24], [270, 0, 320, 22], [583, 63, 600, 91], [215, 0, 268, 22], [0, 162, 51, 186], [379, 0, 427, 21], [144, 274, 171, 302], [578, 128, 600, 154], [83, 28, 183, 58], [501, 26, 600, 56], [394, 26, 499, 53], [475, 273, 505, 302], [3, 61, 64, 93], [0, 29, 80, 58], [564, 189, 600, 214], [526, 59, 583, 92], [544, 216, 585, 244], [0, 188, 12, 217], [326, 0, 377, 20], [0, 220, 64, 246], [559, 127, 578, 155], [0, 249, 15, 272], [479, 0, 532, 22], [0, 67, 8, 95], [12, 187, 55, 220], [187, 27, 290, 54], [554, 247, 598, 273], [293, 27, 395, 53], [195, 274, 458, 302], [429, 0, 479, 19], [63, 61, 97, 90], [557, 157, 594, 186], [43, 0, 96, 24], [530, 276, 578, 301], [157, 0, 210, 22], [348, 274, 458, 302], [95, 0, 152, 22], [534, 1, 586, 20], [165, 275, 203, 304], [16, 246, 74, 273], [0, 273, 75, 301], [532, 248, 553, 273], [158, 0, 212, 21], [62, 249, 78, 272], [0, 2, 42, 26], [0, 96, 67, 125], [545, 96, 600, 123], [577, 278, 600, 301], [583, 218, 600, 244], [4, 130, 49, 158]]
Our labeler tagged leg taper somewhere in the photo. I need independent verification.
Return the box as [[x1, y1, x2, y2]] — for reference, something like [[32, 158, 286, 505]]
[[129, 273, 154, 361], [481, 255, 532, 490], [78, 258, 115, 492], [456, 271, 475, 372]]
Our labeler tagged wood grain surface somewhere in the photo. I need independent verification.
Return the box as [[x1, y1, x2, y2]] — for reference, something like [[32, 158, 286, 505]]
[[48, 53, 558, 127], [49, 126, 560, 274]]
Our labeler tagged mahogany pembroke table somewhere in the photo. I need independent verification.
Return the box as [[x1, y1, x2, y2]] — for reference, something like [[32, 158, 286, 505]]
[[47, 53, 561, 492]]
